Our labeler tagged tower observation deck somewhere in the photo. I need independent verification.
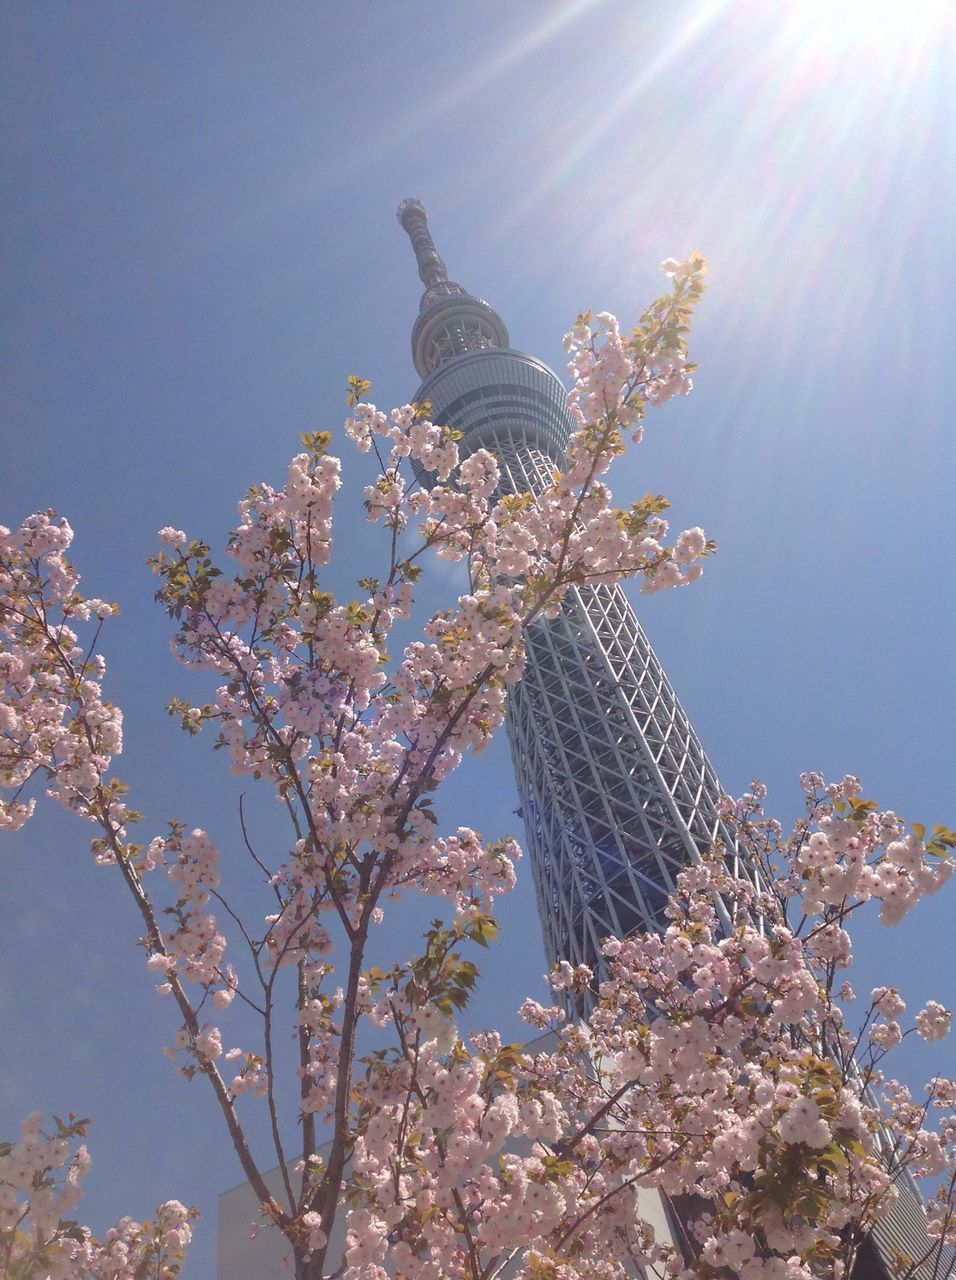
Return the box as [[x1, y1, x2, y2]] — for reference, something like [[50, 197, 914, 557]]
[[397, 199, 742, 977]]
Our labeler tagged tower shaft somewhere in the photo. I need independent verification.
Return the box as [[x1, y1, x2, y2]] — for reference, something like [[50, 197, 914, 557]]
[[395, 205, 939, 1280], [407, 336, 739, 974]]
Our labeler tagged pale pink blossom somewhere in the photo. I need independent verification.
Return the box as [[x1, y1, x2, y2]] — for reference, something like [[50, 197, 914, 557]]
[[916, 1001, 952, 1042]]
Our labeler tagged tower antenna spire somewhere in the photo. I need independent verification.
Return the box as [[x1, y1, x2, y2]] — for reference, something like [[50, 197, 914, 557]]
[[396, 198, 448, 291], [395, 198, 509, 378]]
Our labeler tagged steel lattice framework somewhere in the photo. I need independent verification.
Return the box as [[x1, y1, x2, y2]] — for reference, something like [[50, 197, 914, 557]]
[[395, 205, 948, 1280], [397, 200, 741, 976]]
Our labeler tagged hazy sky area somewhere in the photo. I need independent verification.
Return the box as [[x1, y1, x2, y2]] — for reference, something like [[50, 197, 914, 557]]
[[2, 2, 955, 1276]]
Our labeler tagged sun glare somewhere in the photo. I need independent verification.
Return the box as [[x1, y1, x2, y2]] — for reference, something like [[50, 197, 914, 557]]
[[779, 0, 954, 66], [812, 0, 952, 29]]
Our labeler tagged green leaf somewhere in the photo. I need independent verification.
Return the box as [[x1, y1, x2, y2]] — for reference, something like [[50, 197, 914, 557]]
[[346, 374, 372, 407]]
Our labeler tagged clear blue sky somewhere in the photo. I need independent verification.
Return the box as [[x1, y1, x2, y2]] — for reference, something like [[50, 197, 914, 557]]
[[2, 3, 954, 1276]]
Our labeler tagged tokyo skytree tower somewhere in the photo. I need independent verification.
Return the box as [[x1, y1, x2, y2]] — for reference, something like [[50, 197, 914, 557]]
[[393, 207, 945, 1279], [397, 199, 742, 976]]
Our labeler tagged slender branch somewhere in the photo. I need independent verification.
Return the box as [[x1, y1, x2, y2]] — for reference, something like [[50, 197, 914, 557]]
[[550, 1138, 693, 1257], [298, 959, 316, 1181], [260, 960, 296, 1210], [25, 599, 288, 1228], [239, 794, 283, 905]]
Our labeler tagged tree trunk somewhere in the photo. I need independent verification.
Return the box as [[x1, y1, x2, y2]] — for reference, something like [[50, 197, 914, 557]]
[[294, 1245, 324, 1280]]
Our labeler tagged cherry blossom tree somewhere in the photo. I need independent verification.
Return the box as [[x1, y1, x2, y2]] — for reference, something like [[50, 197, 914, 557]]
[[2, 255, 953, 1280], [0, 1112, 195, 1280]]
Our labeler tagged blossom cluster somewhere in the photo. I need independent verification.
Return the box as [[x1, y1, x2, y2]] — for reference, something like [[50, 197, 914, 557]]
[[3, 260, 954, 1280], [0, 512, 122, 833], [331, 804, 953, 1280], [0, 1112, 194, 1280]]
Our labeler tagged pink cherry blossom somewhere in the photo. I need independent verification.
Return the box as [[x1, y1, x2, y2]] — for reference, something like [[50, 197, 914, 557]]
[[3, 271, 954, 1280], [916, 1000, 952, 1042]]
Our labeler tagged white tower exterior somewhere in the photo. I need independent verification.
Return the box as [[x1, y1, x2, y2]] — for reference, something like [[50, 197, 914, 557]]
[[395, 202, 944, 1280], [397, 199, 742, 976], [214, 203, 943, 1280]]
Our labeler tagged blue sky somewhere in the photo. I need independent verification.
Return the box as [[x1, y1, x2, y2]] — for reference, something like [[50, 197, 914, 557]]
[[2, 3, 954, 1276]]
